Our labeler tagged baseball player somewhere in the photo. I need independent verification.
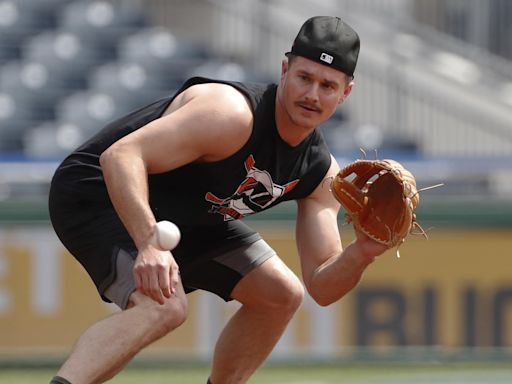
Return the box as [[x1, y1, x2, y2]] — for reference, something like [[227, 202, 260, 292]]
[[48, 16, 387, 384]]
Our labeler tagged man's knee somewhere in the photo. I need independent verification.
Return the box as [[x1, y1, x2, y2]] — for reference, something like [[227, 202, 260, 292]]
[[129, 291, 188, 335], [269, 273, 304, 314], [234, 260, 305, 315], [156, 296, 188, 333]]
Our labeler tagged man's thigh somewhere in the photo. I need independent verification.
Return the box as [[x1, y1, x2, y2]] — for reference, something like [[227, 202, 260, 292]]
[[179, 239, 276, 301], [105, 238, 278, 307]]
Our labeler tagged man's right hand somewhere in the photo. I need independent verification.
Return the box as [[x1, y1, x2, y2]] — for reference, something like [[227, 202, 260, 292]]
[[133, 245, 181, 304]]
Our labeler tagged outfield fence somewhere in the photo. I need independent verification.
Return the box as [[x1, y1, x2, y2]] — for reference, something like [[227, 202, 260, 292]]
[[1, 208, 511, 365]]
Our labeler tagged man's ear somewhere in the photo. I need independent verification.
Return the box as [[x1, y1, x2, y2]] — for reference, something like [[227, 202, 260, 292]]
[[281, 58, 289, 80], [339, 81, 354, 104]]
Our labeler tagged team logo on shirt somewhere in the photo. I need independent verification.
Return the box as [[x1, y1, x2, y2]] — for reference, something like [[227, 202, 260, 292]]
[[205, 155, 299, 220]]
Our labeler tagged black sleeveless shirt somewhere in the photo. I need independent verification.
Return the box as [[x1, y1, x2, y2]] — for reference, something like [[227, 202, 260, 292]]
[[54, 77, 332, 227]]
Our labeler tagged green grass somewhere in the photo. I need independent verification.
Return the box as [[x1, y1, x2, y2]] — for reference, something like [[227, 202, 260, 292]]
[[1, 363, 512, 383]]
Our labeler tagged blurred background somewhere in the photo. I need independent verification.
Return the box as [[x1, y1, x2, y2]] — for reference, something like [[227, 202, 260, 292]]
[[1, 0, 512, 372]]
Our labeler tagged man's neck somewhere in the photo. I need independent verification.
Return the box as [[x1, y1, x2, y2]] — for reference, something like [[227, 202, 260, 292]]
[[274, 94, 315, 148]]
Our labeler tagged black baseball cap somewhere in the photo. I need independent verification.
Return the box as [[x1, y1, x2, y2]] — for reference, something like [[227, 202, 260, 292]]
[[287, 16, 360, 77]]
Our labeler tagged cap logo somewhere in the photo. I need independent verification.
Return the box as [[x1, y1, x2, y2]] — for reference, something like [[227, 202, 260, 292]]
[[320, 52, 334, 64]]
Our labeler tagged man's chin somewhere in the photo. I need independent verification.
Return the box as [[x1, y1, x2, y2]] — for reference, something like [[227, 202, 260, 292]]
[[292, 115, 321, 130]]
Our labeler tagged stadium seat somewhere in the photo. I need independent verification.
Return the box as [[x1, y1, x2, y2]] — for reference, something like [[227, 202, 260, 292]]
[[0, 125, 26, 152], [55, 90, 134, 135], [23, 121, 86, 158], [22, 31, 108, 89], [187, 61, 250, 82], [10, 0, 68, 12], [0, 0, 70, 65], [88, 62, 180, 110], [0, 42, 20, 65], [57, 0, 147, 59], [90, 61, 182, 91], [0, 92, 42, 152], [117, 27, 211, 82], [0, 0, 57, 49], [0, 60, 75, 118]]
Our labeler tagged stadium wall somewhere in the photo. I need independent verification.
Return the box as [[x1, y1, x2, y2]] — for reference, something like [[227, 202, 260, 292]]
[[1, 221, 511, 362]]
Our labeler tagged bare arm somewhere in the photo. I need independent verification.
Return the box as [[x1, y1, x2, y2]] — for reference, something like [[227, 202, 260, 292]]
[[99, 84, 253, 304], [296, 156, 387, 306]]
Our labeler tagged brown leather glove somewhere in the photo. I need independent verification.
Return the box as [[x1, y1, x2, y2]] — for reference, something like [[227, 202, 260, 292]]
[[331, 159, 419, 249]]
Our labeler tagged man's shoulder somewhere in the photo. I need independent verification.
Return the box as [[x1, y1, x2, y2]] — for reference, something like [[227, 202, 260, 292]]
[[179, 76, 275, 111], [179, 79, 246, 106]]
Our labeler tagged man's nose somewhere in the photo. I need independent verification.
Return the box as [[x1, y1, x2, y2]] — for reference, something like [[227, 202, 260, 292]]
[[304, 83, 320, 102]]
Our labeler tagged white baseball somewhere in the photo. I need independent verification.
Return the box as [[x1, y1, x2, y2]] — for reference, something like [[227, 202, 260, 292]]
[[151, 221, 181, 251]]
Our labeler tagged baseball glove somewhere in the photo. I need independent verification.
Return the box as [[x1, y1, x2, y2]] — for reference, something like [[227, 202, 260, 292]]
[[331, 159, 420, 251]]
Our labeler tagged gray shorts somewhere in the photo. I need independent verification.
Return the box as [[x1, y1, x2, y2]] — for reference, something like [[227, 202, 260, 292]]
[[104, 239, 276, 309]]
